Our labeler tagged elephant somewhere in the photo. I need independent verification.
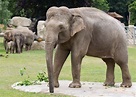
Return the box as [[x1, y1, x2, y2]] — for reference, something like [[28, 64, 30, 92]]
[[13, 33, 25, 53], [44, 6, 132, 93], [4, 29, 25, 53], [3, 28, 14, 50], [6, 41, 15, 54], [4, 27, 35, 51], [16, 26, 35, 51]]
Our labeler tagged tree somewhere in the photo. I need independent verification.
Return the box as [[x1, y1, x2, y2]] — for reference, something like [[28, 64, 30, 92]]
[[91, 0, 109, 12], [129, 0, 136, 25], [107, 0, 134, 25], [0, 0, 12, 26], [8, 0, 91, 18]]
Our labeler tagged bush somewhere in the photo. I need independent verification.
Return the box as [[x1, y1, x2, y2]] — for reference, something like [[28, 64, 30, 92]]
[[0, 0, 12, 26], [17, 67, 48, 86]]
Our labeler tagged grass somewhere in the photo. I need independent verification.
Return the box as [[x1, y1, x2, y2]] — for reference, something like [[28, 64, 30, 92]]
[[0, 37, 136, 97]]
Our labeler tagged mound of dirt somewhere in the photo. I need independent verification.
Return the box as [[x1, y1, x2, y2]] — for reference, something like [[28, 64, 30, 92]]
[[12, 80, 136, 97]]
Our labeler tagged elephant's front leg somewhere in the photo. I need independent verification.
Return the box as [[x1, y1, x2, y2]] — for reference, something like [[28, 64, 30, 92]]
[[69, 51, 84, 88], [54, 45, 70, 88]]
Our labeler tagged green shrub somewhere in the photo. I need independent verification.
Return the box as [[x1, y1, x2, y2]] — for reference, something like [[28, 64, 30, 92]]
[[17, 67, 48, 86], [0, 0, 12, 26]]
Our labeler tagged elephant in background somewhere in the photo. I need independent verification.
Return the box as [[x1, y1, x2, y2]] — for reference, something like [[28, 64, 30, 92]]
[[3, 28, 14, 50], [4, 29, 25, 53], [4, 27, 35, 52], [16, 26, 35, 51], [45, 6, 132, 93], [6, 41, 14, 54], [13, 33, 24, 53]]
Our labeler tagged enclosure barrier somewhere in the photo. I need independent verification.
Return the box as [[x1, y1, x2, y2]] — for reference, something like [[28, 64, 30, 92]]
[[125, 26, 136, 46]]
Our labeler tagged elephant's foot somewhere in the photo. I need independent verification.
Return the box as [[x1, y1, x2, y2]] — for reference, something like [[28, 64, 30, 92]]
[[54, 81, 59, 88], [120, 81, 132, 88], [69, 82, 81, 88], [103, 81, 115, 86]]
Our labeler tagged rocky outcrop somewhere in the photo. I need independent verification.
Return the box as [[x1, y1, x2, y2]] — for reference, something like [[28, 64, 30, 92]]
[[37, 20, 46, 39], [10, 17, 31, 27], [31, 41, 45, 50]]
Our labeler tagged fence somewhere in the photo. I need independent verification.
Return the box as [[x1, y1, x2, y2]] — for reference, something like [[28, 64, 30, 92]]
[[125, 26, 136, 46]]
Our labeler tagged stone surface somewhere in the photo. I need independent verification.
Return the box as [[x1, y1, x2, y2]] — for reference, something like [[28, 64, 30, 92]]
[[37, 20, 46, 39], [12, 80, 136, 97], [10, 17, 31, 27], [31, 41, 45, 50]]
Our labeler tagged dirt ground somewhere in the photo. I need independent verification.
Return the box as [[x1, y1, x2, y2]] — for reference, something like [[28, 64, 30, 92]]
[[12, 80, 136, 97]]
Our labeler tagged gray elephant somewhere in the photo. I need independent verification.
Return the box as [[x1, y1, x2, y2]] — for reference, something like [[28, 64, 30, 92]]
[[4, 27, 35, 51], [16, 26, 35, 51], [4, 29, 25, 53], [6, 41, 14, 54], [13, 33, 24, 53], [3, 28, 14, 50], [45, 6, 132, 93]]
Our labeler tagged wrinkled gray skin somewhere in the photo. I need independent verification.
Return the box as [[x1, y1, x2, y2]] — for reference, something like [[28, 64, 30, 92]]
[[45, 6, 132, 93], [6, 41, 14, 54], [14, 33, 24, 53]]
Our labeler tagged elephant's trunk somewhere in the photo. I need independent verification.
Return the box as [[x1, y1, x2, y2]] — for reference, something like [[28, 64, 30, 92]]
[[45, 42, 56, 93]]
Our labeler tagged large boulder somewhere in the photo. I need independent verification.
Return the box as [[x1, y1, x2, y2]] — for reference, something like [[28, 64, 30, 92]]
[[37, 20, 46, 39], [10, 17, 32, 27], [31, 41, 45, 50]]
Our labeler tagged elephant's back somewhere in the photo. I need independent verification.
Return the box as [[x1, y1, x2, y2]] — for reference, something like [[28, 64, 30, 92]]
[[76, 8, 128, 58]]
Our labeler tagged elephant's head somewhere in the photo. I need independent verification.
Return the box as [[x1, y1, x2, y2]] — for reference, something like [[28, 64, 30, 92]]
[[45, 6, 85, 93], [4, 31, 13, 42]]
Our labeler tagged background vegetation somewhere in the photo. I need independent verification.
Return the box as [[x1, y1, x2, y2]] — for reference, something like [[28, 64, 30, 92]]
[[1, 0, 136, 26]]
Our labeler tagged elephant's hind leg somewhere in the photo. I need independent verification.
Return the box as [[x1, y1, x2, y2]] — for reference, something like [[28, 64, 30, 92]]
[[54, 45, 70, 88], [114, 49, 132, 87], [115, 59, 132, 87], [102, 58, 115, 86]]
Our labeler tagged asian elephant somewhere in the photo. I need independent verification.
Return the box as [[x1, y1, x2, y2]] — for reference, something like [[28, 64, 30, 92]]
[[4, 27, 35, 51], [4, 29, 24, 53], [45, 6, 132, 93], [6, 41, 14, 54], [16, 26, 35, 51], [13, 33, 24, 53], [3, 28, 14, 50]]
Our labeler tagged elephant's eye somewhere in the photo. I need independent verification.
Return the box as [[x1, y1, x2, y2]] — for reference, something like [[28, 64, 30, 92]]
[[58, 24, 65, 31], [59, 24, 64, 30]]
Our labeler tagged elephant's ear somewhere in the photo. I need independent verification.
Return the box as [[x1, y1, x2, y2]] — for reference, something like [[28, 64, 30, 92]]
[[71, 15, 85, 36]]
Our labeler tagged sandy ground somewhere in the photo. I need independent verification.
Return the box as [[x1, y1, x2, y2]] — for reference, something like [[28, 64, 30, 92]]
[[12, 80, 136, 97]]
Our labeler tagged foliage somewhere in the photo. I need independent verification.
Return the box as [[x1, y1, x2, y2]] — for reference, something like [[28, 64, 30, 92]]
[[17, 67, 48, 86], [7, 0, 110, 18], [37, 72, 48, 82], [91, 0, 109, 12], [129, 0, 136, 25], [6, 0, 135, 25], [107, 0, 129, 25], [2, 0, 136, 25], [17, 79, 33, 86], [0, 0, 12, 26]]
